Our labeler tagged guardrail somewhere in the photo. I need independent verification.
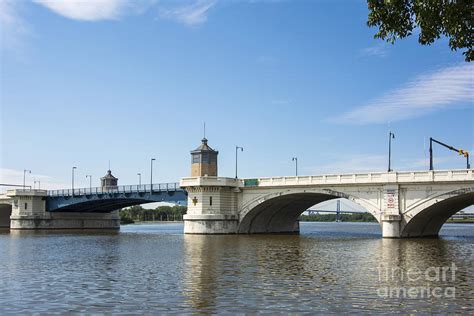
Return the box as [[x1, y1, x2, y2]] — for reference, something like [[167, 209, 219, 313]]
[[244, 169, 473, 187], [47, 183, 181, 197]]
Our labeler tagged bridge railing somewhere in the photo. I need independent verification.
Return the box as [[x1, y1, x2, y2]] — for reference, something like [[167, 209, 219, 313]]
[[47, 183, 181, 197]]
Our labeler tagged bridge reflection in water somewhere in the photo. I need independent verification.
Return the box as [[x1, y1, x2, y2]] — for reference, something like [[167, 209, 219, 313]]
[[180, 223, 473, 314]]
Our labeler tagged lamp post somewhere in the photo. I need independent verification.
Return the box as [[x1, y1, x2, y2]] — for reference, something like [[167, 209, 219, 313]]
[[23, 169, 31, 190], [235, 146, 243, 178], [292, 157, 298, 176], [72, 167, 77, 196], [150, 158, 156, 194], [388, 131, 395, 172], [137, 173, 142, 186], [86, 175, 92, 191]]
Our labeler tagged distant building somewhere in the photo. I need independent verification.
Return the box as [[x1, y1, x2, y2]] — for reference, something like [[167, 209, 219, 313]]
[[101, 170, 118, 190], [190, 137, 218, 176]]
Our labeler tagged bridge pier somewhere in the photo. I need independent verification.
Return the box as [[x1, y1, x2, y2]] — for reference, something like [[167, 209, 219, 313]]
[[6, 190, 120, 230], [381, 214, 401, 238], [181, 177, 240, 234]]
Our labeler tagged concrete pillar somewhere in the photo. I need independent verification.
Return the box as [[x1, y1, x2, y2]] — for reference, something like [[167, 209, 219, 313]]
[[381, 214, 401, 238], [181, 177, 240, 234], [381, 184, 402, 238]]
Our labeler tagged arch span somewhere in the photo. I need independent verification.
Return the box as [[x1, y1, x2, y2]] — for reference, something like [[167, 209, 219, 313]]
[[401, 191, 474, 237], [0, 203, 12, 228], [49, 198, 177, 213], [238, 190, 380, 234]]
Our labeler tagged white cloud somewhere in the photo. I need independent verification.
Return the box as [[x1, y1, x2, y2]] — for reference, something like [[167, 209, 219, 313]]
[[31, 0, 217, 25], [33, 0, 133, 21], [336, 64, 474, 124], [159, 0, 217, 26], [0, 168, 66, 192], [359, 43, 390, 58]]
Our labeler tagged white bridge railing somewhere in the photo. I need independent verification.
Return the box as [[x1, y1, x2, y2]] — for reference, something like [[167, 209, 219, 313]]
[[47, 183, 181, 197], [243, 169, 474, 187]]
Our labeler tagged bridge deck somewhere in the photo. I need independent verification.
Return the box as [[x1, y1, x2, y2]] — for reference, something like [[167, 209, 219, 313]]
[[48, 183, 181, 197], [46, 183, 187, 212]]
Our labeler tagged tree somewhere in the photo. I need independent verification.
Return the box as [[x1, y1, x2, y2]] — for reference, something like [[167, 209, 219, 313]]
[[367, 0, 472, 61]]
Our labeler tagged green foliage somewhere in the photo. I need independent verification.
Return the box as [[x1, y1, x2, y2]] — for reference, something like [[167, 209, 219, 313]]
[[119, 205, 187, 223], [367, 0, 472, 61], [300, 213, 377, 222]]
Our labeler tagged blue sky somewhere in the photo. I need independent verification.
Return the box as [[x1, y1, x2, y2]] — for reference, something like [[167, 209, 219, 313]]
[[1, 0, 473, 191]]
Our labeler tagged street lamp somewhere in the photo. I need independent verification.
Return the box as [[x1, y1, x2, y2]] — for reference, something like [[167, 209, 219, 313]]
[[23, 169, 31, 190], [86, 175, 92, 191], [34, 180, 41, 190], [137, 173, 142, 186], [150, 158, 156, 193], [388, 131, 395, 172], [72, 167, 77, 196], [235, 146, 244, 179], [292, 157, 298, 176]]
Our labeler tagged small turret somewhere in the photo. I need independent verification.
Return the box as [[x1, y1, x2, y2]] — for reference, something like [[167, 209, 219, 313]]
[[190, 138, 218, 176], [101, 170, 118, 190]]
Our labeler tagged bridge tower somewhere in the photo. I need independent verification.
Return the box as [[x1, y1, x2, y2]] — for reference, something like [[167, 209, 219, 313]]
[[191, 137, 218, 177], [182, 137, 240, 234], [101, 170, 118, 191]]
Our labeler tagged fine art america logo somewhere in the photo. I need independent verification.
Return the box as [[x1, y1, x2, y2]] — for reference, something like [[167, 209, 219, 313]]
[[377, 263, 457, 299]]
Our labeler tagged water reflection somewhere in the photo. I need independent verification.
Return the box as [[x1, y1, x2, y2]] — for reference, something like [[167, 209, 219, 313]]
[[0, 223, 472, 313], [181, 224, 473, 314]]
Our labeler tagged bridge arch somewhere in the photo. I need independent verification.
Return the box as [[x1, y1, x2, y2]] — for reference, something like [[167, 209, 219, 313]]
[[0, 202, 12, 228], [238, 189, 380, 234], [401, 189, 474, 237]]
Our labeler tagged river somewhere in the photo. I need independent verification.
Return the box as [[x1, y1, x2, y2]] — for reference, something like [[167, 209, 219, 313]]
[[0, 222, 473, 314]]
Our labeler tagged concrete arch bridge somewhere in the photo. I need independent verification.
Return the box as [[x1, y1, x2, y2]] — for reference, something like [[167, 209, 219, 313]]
[[181, 169, 474, 238]]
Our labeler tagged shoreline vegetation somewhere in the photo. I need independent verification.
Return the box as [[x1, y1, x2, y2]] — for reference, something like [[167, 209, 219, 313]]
[[299, 213, 377, 222], [119, 205, 186, 224]]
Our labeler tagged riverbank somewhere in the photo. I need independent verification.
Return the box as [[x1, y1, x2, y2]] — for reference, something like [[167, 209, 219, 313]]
[[299, 213, 377, 222]]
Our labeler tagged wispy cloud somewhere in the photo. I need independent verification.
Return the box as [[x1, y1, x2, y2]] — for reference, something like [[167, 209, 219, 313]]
[[359, 43, 390, 58], [314, 155, 387, 174], [158, 0, 217, 26], [335, 64, 474, 124], [312, 149, 473, 175], [0, 0, 30, 52], [33, 0, 133, 21], [31, 0, 217, 25], [0, 168, 66, 192]]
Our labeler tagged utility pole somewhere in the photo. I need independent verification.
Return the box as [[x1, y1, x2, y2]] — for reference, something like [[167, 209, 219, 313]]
[[23, 169, 31, 190], [72, 167, 77, 196], [86, 175, 92, 191], [429, 137, 470, 170], [150, 158, 156, 194], [292, 157, 298, 176], [235, 146, 243, 178], [388, 131, 395, 172]]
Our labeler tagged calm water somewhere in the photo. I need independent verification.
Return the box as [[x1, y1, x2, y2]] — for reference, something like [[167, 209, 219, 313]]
[[0, 222, 473, 314]]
